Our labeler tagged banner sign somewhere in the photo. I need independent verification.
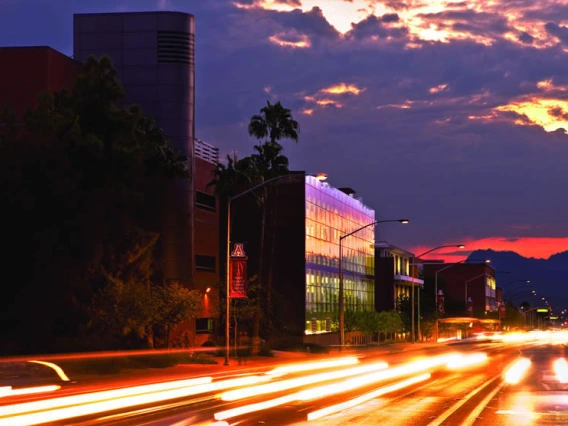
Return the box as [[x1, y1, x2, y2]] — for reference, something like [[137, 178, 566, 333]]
[[229, 243, 247, 298]]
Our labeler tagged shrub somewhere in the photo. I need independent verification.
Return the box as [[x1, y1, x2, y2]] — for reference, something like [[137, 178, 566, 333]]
[[258, 346, 274, 357]]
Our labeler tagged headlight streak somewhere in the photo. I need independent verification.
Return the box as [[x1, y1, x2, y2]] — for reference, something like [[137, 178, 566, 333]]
[[221, 362, 388, 401], [504, 358, 532, 384], [446, 353, 488, 370], [214, 353, 455, 421], [306, 373, 431, 421], [0, 377, 213, 418], [267, 357, 360, 377], [0, 376, 269, 425], [554, 358, 568, 383], [0, 385, 61, 398]]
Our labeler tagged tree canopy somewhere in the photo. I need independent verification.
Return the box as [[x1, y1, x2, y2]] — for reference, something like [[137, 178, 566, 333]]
[[0, 56, 191, 354]]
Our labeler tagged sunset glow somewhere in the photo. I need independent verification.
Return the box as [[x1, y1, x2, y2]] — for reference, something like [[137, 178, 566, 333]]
[[234, 0, 564, 47], [496, 98, 568, 132], [411, 237, 568, 262]]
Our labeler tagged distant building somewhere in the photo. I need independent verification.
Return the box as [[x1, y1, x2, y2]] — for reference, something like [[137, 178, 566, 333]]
[[422, 262, 497, 317], [375, 242, 424, 311], [0, 46, 81, 123], [73, 11, 196, 289], [233, 174, 375, 345]]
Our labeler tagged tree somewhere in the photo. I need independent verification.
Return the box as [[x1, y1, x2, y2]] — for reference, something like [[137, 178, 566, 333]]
[[155, 283, 203, 348], [0, 55, 188, 353], [247, 101, 299, 350], [377, 311, 404, 342]]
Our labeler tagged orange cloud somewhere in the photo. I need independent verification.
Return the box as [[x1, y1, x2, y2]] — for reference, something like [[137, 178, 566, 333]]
[[316, 99, 343, 108], [321, 83, 365, 95], [301, 108, 314, 115], [236, 0, 564, 48], [537, 79, 566, 92], [495, 97, 568, 132], [410, 236, 568, 263], [429, 84, 448, 94], [269, 33, 311, 48]]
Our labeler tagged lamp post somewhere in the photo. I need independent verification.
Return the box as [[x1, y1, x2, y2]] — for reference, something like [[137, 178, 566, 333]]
[[224, 172, 327, 366], [434, 258, 490, 341], [412, 244, 465, 343], [339, 219, 409, 347]]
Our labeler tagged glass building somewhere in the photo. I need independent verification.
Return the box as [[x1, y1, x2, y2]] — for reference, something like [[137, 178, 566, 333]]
[[304, 176, 375, 335]]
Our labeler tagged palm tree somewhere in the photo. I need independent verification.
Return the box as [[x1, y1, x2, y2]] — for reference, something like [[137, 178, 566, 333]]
[[247, 101, 300, 349], [248, 101, 299, 147]]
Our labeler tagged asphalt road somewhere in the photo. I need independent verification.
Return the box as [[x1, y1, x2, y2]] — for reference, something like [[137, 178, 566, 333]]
[[4, 339, 568, 425]]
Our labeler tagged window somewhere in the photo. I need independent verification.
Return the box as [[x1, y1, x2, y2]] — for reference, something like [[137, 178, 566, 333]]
[[196, 191, 216, 211], [196, 255, 216, 272], [196, 318, 214, 334]]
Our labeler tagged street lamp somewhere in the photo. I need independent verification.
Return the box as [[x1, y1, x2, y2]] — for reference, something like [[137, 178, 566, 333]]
[[224, 172, 326, 366], [411, 244, 465, 343], [434, 258, 490, 341], [339, 218, 409, 347]]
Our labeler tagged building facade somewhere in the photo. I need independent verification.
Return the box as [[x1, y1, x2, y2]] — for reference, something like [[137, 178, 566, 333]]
[[0, 46, 82, 122], [375, 242, 424, 311], [305, 176, 376, 335], [73, 11, 196, 288], [237, 174, 376, 343], [422, 262, 497, 318], [193, 138, 220, 342]]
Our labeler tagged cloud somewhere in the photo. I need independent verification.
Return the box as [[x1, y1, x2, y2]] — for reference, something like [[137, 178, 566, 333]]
[[544, 22, 568, 44], [269, 30, 311, 48]]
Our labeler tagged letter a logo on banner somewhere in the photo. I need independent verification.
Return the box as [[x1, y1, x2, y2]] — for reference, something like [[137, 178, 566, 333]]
[[230, 243, 247, 298], [231, 243, 246, 257]]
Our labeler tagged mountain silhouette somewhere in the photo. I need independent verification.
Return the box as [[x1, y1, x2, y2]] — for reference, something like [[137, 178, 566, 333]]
[[467, 249, 568, 313]]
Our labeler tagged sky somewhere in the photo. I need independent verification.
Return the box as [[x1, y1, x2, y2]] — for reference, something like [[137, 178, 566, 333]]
[[2, 0, 568, 262]]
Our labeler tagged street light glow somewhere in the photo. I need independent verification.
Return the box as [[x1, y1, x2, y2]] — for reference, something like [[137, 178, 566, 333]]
[[315, 173, 327, 181]]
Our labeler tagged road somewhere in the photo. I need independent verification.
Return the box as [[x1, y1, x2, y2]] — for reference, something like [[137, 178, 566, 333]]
[[2, 334, 568, 425]]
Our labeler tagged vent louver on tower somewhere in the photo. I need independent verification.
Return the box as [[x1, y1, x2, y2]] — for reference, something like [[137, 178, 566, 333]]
[[157, 30, 194, 65]]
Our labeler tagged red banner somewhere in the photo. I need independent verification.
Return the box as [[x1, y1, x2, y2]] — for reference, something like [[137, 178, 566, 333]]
[[229, 256, 247, 298]]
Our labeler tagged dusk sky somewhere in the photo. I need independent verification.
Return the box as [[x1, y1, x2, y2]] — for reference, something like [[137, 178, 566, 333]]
[[2, 0, 568, 261]]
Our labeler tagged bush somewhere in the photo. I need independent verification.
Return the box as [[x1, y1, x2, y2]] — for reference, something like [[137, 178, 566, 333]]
[[304, 344, 329, 354], [258, 346, 274, 357], [184, 353, 218, 365], [201, 340, 216, 347]]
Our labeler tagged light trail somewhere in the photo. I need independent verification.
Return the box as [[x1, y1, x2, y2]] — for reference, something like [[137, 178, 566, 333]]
[[307, 373, 431, 421], [554, 358, 568, 383], [0, 376, 269, 425], [266, 356, 359, 377], [214, 353, 455, 421], [0, 385, 61, 398], [504, 358, 531, 384], [446, 353, 488, 370], [0, 377, 213, 418], [222, 362, 388, 401]]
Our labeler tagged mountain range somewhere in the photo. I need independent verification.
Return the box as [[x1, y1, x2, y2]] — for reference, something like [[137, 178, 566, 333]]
[[467, 249, 568, 312]]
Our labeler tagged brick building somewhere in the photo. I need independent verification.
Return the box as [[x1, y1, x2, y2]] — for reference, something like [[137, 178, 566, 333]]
[[0, 46, 81, 122], [422, 262, 497, 318]]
